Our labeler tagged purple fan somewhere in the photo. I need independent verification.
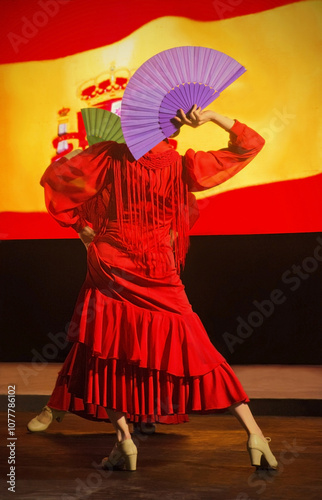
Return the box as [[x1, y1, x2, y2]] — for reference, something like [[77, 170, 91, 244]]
[[121, 46, 246, 160]]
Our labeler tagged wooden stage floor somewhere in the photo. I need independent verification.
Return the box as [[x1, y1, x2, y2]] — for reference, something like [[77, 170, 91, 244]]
[[0, 412, 321, 500]]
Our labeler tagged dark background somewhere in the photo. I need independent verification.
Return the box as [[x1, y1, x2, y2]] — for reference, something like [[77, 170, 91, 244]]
[[1, 232, 321, 364]]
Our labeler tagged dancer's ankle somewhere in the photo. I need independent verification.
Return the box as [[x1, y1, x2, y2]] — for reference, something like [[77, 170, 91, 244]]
[[116, 430, 132, 442]]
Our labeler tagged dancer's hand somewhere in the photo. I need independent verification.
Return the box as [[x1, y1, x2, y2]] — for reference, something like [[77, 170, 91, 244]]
[[173, 105, 213, 128], [173, 104, 235, 131], [78, 226, 96, 250]]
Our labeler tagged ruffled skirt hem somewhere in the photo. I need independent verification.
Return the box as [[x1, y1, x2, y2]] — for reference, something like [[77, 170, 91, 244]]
[[48, 342, 249, 424]]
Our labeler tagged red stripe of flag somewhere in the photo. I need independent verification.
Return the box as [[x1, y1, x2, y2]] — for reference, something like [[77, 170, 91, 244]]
[[1, 0, 304, 64]]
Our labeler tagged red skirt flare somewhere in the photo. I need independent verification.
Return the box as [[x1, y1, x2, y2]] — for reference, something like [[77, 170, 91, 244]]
[[48, 237, 249, 424]]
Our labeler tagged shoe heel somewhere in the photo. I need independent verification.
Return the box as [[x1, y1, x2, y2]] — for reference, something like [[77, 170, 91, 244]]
[[124, 453, 137, 471], [119, 439, 137, 472], [248, 448, 263, 467], [247, 434, 278, 469]]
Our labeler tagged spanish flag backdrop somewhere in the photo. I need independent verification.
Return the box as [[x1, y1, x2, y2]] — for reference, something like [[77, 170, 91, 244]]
[[0, 0, 321, 239]]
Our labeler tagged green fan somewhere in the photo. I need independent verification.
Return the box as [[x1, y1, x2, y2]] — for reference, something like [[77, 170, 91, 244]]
[[81, 108, 125, 145]]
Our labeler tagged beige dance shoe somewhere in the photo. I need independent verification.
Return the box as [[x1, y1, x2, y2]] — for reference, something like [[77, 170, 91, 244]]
[[102, 438, 138, 471], [27, 405, 66, 432], [247, 434, 278, 470]]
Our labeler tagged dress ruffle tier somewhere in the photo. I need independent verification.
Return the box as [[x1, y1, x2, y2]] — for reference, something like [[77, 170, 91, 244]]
[[48, 286, 249, 423], [68, 285, 227, 377]]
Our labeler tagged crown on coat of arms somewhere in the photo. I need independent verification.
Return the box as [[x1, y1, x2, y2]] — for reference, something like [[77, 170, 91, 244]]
[[77, 64, 132, 106], [58, 107, 70, 116]]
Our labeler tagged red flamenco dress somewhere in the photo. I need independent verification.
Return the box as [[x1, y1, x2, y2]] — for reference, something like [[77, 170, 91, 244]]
[[41, 120, 265, 424]]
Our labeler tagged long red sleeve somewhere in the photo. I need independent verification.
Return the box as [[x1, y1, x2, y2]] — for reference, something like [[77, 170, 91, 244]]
[[40, 142, 114, 231], [183, 120, 265, 192]]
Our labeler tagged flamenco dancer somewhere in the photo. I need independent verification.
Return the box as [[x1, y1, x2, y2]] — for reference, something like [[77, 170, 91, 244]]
[[28, 104, 278, 472]]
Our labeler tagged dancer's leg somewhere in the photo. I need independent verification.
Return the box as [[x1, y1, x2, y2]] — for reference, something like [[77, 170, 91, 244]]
[[229, 402, 265, 438], [230, 402, 278, 468], [103, 409, 138, 471], [106, 409, 131, 442]]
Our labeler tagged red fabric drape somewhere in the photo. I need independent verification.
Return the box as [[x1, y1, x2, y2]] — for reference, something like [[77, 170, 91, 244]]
[[42, 121, 263, 422]]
